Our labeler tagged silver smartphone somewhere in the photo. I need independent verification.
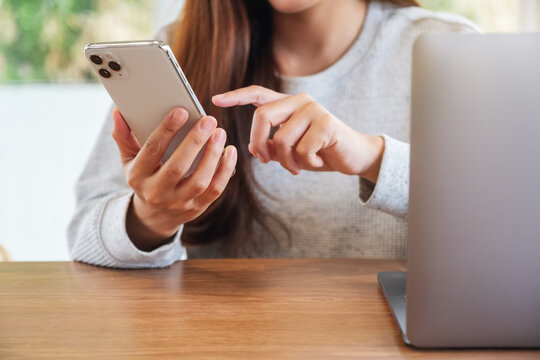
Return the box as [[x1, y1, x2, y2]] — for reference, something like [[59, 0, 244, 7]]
[[84, 40, 206, 177]]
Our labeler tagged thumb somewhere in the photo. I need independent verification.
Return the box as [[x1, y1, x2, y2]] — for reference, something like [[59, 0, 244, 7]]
[[111, 108, 141, 166]]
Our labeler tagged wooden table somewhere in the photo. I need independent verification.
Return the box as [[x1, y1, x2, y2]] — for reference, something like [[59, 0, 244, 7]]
[[0, 259, 537, 359]]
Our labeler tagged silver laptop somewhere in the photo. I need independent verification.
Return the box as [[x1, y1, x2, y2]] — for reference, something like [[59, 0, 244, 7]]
[[378, 34, 540, 348]]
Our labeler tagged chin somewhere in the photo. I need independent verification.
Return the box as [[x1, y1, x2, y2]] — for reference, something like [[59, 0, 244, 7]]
[[267, 0, 322, 13]]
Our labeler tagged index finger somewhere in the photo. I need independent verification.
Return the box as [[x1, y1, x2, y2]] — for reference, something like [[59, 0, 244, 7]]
[[212, 85, 287, 107], [130, 107, 189, 178]]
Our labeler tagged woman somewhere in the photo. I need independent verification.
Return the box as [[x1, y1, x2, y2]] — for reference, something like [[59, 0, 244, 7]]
[[68, 0, 478, 267]]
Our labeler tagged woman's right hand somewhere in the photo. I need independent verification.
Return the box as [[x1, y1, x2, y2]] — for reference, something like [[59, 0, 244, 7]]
[[112, 107, 237, 251]]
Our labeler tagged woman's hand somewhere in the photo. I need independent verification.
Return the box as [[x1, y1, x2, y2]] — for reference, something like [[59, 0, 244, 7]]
[[112, 107, 237, 251], [212, 85, 384, 181]]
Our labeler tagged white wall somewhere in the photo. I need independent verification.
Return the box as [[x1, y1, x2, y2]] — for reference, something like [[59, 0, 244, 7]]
[[0, 84, 110, 261], [0, 1, 185, 262]]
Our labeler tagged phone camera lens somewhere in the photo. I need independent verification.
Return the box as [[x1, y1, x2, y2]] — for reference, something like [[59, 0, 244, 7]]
[[108, 61, 121, 71], [99, 68, 111, 78], [90, 55, 103, 65]]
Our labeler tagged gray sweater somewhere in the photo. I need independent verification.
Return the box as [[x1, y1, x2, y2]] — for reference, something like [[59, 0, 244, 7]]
[[68, 1, 478, 268]]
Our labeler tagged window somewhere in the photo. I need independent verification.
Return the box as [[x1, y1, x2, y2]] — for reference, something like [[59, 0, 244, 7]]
[[420, 0, 540, 32]]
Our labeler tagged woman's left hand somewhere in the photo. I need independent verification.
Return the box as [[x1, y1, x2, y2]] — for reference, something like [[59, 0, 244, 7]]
[[212, 85, 384, 182]]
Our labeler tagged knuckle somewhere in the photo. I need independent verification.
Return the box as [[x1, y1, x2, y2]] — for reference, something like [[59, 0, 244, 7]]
[[272, 130, 284, 144], [191, 204, 209, 219], [300, 154, 315, 168], [144, 138, 162, 157], [252, 85, 266, 104], [295, 143, 309, 157], [188, 131, 206, 148], [161, 119, 179, 136], [125, 167, 140, 189], [126, 175, 138, 190], [170, 199, 190, 213], [146, 197, 162, 208], [297, 92, 312, 102], [273, 131, 290, 149], [306, 101, 321, 113], [249, 85, 263, 100], [190, 178, 209, 194], [164, 163, 187, 179], [307, 156, 320, 168], [253, 107, 269, 122], [181, 206, 195, 215], [318, 114, 335, 132], [208, 183, 225, 198], [248, 85, 262, 92], [211, 139, 225, 154], [144, 189, 163, 207]]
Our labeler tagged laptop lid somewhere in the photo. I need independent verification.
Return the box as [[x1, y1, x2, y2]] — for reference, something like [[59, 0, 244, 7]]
[[407, 34, 540, 347]]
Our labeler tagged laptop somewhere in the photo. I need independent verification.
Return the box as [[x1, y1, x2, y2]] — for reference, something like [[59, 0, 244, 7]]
[[378, 34, 540, 348]]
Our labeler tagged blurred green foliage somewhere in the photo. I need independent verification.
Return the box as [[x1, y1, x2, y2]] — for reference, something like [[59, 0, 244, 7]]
[[0, 0, 151, 83], [0, 0, 94, 81], [0, 0, 520, 83]]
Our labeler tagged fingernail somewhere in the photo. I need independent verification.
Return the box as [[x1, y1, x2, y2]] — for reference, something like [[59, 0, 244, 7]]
[[200, 117, 215, 132], [212, 94, 224, 101], [214, 128, 226, 146], [226, 146, 237, 161]]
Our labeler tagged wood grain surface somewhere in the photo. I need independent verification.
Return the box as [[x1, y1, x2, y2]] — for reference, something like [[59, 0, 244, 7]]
[[0, 259, 537, 359]]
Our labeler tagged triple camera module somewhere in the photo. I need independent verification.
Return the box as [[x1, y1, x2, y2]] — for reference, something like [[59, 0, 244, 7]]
[[90, 54, 122, 79]]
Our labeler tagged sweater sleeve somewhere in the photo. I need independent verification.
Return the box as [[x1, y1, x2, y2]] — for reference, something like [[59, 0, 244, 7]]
[[359, 134, 409, 220], [67, 108, 187, 268]]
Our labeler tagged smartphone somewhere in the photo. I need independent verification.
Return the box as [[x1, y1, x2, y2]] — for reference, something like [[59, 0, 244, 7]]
[[84, 40, 206, 177]]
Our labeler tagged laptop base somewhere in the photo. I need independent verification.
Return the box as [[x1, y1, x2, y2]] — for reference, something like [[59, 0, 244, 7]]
[[377, 271, 410, 345]]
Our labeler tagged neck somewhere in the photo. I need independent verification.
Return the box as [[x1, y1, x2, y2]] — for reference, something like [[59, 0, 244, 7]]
[[272, 0, 368, 77]]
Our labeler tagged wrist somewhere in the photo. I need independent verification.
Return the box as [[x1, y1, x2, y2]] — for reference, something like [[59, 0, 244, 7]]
[[126, 194, 180, 251], [360, 135, 384, 183]]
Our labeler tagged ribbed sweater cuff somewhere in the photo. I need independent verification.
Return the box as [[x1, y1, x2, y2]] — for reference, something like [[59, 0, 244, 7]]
[[98, 191, 186, 267], [359, 134, 409, 219]]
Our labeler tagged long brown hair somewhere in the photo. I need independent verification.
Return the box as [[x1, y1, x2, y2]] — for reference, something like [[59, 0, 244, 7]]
[[170, 0, 418, 256]]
